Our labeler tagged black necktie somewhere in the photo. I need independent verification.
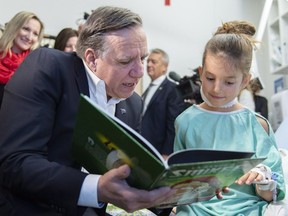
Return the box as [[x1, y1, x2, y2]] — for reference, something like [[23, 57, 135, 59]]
[[142, 83, 154, 102]]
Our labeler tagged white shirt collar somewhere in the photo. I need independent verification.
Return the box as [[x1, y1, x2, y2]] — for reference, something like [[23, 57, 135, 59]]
[[151, 74, 166, 86], [83, 60, 123, 115]]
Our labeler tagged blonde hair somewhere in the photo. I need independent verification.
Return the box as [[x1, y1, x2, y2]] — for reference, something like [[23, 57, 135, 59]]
[[0, 11, 44, 58]]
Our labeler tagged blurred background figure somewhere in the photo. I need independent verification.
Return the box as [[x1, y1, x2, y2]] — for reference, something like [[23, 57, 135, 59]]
[[239, 77, 269, 119], [175, 67, 203, 105], [0, 23, 4, 38], [238, 84, 255, 111], [0, 11, 44, 108], [141, 48, 187, 159], [54, 28, 78, 52], [250, 77, 268, 119], [76, 11, 91, 32]]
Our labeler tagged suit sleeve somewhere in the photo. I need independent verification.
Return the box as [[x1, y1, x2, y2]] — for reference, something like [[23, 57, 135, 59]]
[[0, 48, 87, 215]]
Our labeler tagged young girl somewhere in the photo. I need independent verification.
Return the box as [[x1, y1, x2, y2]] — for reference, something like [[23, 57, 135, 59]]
[[174, 21, 285, 215], [0, 11, 44, 107]]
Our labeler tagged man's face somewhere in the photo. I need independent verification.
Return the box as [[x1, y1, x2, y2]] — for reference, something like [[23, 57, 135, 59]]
[[94, 26, 148, 99], [146, 53, 167, 81]]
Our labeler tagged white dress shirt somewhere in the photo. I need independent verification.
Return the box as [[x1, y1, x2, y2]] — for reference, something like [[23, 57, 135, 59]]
[[78, 61, 122, 208]]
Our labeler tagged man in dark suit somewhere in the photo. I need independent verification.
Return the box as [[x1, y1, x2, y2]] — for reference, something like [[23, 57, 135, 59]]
[[141, 48, 187, 159], [0, 7, 173, 216]]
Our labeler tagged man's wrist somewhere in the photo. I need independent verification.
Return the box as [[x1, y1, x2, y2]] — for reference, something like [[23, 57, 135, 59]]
[[78, 174, 105, 208]]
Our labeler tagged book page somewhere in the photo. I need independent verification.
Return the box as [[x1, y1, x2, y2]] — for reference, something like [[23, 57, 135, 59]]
[[73, 95, 168, 189], [83, 95, 167, 166], [167, 149, 255, 165], [152, 156, 265, 208]]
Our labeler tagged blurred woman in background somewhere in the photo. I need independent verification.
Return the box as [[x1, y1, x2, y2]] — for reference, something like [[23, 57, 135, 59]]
[[54, 28, 78, 52], [0, 11, 44, 108]]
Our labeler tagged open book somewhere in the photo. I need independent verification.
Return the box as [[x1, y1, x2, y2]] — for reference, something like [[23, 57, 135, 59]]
[[72, 94, 265, 208]]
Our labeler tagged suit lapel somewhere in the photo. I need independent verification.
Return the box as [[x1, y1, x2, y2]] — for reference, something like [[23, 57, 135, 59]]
[[148, 78, 167, 107], [115, 101, 127, 122], [73, 54, 90, 96]]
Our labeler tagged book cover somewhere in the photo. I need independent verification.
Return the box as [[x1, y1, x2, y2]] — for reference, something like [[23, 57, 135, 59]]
[[72, 94, 265, 208]]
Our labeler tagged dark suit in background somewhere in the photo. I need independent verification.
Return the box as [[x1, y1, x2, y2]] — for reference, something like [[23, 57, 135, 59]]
[[0, 48, 142, 216], [141, 77, 187, 156], [141, 48, 187, 157], [254, 95, 268, 119], [250, 77, 269, 119]]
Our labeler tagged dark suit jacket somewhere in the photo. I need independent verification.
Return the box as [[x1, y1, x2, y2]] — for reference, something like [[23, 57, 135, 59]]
[[141, 78, 187, 155], [0, 48, 142, 216], [254, 95, 268, 119]]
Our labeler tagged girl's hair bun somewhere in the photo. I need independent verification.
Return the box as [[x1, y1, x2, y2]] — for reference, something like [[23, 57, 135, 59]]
[[214, 20, 256, 37]]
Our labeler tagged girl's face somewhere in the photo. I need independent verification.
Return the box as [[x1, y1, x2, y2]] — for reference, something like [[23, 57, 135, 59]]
[[12, 18, 41, 54], [200, 54, 250, 108]]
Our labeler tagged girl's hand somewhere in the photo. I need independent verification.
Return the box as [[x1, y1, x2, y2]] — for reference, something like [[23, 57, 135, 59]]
[[215, 186, 229, 199], [234, 164, 276, 202], [235, 170, 263, 185]]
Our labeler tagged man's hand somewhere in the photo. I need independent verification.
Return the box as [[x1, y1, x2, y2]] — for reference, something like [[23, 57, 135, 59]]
[[97, 164, 174, 213]]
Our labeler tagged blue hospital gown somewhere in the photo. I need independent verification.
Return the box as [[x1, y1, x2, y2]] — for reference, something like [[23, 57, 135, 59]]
[[174, 105, 285, 216]]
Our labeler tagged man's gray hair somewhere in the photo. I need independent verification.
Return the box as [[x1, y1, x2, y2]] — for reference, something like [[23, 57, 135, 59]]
[[76, 6, 143, 59]]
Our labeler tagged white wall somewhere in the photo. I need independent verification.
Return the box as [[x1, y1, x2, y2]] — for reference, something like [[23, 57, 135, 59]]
[[2, 0, 279, 115], [0, 0, 266, 83]]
